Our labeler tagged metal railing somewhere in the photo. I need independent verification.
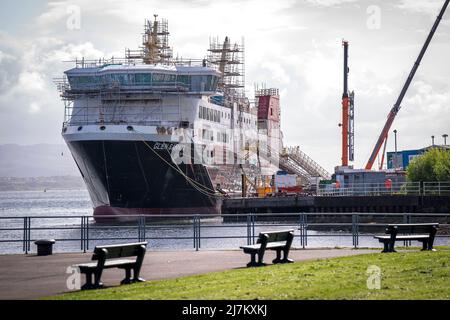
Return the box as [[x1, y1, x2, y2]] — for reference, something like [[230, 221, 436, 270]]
[[423, 182, 450, 195], [0, 213, 448, 254], [317, 181, 450, 196]]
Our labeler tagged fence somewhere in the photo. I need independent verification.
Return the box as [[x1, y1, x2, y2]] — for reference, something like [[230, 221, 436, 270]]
[[0, 213, 449, 254], [422, 182, 450, 195], [317, 181, 450, 196]]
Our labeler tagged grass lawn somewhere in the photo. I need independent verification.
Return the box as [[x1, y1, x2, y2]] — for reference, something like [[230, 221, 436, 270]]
[[50, 248, 450, 300]]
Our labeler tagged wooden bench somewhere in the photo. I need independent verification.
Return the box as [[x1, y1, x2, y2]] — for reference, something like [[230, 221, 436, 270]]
[[240, 230, 294, 267], [73, 242, 147, 290], [374, 223, 438, 253]]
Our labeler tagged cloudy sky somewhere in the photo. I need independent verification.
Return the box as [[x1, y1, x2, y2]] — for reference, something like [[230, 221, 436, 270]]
[[0, 0, 449, 173]]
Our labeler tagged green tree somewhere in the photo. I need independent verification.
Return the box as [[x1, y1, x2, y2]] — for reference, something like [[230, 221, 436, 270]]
[[407, 148, 450, 182]]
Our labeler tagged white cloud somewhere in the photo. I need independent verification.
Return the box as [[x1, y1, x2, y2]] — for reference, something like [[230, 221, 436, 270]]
[[17, 71, 46, 92], [305, 0, 357, 6], [0, 0, 449, 172], [396, 0, 445, 16], [29, 102, 41, 114]]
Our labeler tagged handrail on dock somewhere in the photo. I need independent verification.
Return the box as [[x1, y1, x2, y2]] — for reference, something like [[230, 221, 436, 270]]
[[0, 212, 448, 254]]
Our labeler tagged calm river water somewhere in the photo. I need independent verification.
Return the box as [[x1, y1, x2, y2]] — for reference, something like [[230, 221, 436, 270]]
[[0, 190, 448, 254]]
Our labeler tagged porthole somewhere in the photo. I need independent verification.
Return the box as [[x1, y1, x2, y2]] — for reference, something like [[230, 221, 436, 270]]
[[127, 126, 134, 131], [77, 126, 83, 131], [100, 126, 106, 131]]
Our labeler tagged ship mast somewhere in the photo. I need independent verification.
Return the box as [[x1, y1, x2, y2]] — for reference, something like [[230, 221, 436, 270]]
[[208, 36, 245, 91], [126, 14, 173, 65]]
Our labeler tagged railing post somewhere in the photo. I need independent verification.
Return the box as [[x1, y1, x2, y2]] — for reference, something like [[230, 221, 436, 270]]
[[142, 216, 146, 242], [23, 217, 27, 254], [23, 217, 31, 254], [197, 216, 201, 250], [86, 217, 89, 251], [137, 216, 144, 242], [299, 213, 308, 249], [193, 216, 197, 250], [352, 214, 359, 249], [251, 213, 256, 245], [246, 214, 251, 245], [28, 217, 31, 253], [81, 217, 85, 253], [193, 215, 200, 251], [402, 214, 410, 247]]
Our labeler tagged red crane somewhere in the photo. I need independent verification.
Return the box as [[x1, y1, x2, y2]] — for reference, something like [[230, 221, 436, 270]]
[[365, 0, 449, 170]]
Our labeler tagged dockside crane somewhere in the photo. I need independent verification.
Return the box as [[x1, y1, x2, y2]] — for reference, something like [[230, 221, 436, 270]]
[[340, 40, 355, 166], [365, 0, 449, 170]]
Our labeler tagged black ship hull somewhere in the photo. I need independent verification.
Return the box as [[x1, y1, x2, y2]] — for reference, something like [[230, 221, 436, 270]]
[[67, 140, 220, 221]]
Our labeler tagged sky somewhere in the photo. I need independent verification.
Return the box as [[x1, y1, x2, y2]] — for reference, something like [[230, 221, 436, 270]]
[[0, 0, 449, 173]]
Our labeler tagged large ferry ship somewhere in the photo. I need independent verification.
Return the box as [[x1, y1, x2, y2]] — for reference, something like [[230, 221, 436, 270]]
[[57, 16, 281, 220]]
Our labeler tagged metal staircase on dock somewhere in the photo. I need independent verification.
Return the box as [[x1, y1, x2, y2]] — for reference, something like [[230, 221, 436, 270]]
[[279, 146, 331, 185]]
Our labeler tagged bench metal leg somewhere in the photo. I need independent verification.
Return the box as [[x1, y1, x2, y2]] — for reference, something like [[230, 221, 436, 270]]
[[282, 248, 294, 263], [121, 267, 133, 285], [427, 240, 436, 251], [81, 272, 93, 290], [419, 240, 436, 251], [257, 250, 266, 266], [388, 241, 397, 253], [246, 252, 265, 267], [272, 249, 293, 264], [272, 250, 282, 264], [381, 241, 389, 253], [132, 266, 146, 283], [420, 240, 428, 251], [93, 271, 104, 289], [247, 253, 256, 267], [81, 271, 103, 290]]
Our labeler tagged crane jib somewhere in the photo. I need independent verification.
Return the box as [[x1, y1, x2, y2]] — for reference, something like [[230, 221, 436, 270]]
[[365, 0, 449, 170]]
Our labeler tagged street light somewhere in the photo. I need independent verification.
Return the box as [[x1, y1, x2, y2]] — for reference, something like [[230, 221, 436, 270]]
[[393, 129, 398, 169], [432, 135, 435, 146], [443, 134, 448, 146]]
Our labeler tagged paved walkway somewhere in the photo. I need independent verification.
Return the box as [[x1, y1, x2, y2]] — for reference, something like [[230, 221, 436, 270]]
[[0, 249, 374, 300]]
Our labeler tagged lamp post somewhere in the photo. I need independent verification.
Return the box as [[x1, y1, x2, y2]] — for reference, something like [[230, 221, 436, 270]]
[[443, 134, 448, 146], [432, 135, 435, 146], [393, 129, 398, 169]]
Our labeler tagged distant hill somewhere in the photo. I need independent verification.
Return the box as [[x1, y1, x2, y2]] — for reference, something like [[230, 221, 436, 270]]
[[0, 144, 79, 178], [0, 176, 86, 191]]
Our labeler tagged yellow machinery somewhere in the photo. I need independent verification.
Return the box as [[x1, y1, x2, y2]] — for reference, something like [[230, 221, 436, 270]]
[[241, 173, 275, 198]]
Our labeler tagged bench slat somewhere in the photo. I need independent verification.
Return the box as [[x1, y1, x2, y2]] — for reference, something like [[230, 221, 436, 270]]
[[374, 235, 430, 240], [386, 224, 438, 234], [262, 231, 293, 243], [92, 242, 147, 260], [75, 259, 136, 270], [240, 241, 287, 251]]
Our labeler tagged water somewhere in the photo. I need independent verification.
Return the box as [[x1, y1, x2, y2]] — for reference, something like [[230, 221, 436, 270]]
[[0, 190, 448, 254]]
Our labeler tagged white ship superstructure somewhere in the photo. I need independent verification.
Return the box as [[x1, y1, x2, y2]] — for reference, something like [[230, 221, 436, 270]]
[[57, 16, 280, 219]]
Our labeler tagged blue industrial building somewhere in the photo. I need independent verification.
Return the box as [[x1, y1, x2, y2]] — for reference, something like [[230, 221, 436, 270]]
[[387, 145, 449, 170]]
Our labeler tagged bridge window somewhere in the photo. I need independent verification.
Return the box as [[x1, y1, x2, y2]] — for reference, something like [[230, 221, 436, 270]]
[[135, 73, 152, 85]]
